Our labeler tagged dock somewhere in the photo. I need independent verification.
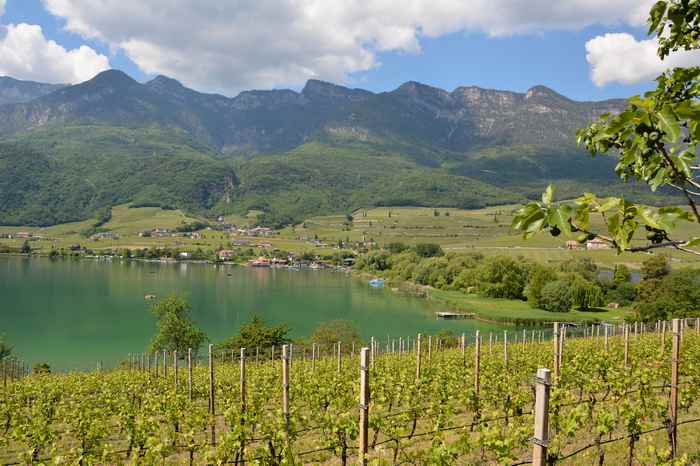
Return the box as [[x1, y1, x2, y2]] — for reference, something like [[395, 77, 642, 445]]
[[435, 311, 474, 320]]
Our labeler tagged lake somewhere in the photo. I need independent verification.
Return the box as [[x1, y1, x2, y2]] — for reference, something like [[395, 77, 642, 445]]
[[0, 256, 506, 370]]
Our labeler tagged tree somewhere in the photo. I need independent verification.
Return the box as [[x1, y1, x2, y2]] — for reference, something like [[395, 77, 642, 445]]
[[475, 256, 529, 300], [414, 243, 444, 258], [613, 264, 632, 285], [635, 271, 700, 321], [570, 276, 604, 311], [218, 315, 289, 351], [149, 295, 208, 355], [512, 1, 700, 256], [637, 255, 671, 307], [311, 320, 362, 349], [525, 264, 558, 308], [32, 363, 51, 374], [539, 280, 573, 313], [20, 240, 31, 254], [0, 336, 11, 360], [641, 255, 670, 280]]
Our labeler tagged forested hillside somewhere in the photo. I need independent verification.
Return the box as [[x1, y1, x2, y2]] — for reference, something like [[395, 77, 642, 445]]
[[0, 70, 674, 226]]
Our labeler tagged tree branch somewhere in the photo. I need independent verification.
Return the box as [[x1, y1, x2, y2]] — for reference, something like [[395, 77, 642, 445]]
[[659, 145, 700, 223]]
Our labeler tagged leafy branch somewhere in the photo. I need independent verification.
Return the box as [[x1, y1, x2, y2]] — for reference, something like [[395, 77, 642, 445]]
[[513, 0, 700, 255]]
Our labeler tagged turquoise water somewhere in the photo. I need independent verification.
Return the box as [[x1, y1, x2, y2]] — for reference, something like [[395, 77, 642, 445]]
[[0, 256, 506, 370]]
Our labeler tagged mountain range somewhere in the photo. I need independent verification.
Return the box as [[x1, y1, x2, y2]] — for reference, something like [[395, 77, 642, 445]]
[[0, 69, 652, 227]]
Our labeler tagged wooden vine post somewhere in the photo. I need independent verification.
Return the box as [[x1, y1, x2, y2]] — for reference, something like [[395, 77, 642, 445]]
[[553, 323, 560, 380], [474, 330, 481, 396], [624, 324, 629, 368], [187, 348, 193, 401], [532, 368, 551, 466], [173, 350, 178, 391], [415, 333, 422, 381], [604, 325, 609, 353], [503, 331, 508, 366], [427, 335, 432, 365], [662, 321, 666, 355], [163, 350, 168, 378], [337, 341, 342, 374], [669, 318, 680, 457], [240, 347, 247, 464], [282, 344, 290, 448], [359, 347, 370, 466], [209, 343, 216, 446]]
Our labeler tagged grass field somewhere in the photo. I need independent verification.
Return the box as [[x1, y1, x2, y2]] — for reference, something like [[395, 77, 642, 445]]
[[428, 289, 632, 324]]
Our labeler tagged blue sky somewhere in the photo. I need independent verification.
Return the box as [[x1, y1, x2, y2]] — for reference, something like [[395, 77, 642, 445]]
[[0, 0, 691, 100]]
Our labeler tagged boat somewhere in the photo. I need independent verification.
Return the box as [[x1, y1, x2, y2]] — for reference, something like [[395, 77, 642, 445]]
[[369, 278, 385, 288], [250, 257, 271, 267], [144, 294, 157, 300]]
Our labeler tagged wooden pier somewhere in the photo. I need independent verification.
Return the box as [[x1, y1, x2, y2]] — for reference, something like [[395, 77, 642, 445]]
[[435, 311, 474, 320]]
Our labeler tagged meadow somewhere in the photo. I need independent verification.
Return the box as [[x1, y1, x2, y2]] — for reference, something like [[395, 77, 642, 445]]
[[3, 203, 700, 273]]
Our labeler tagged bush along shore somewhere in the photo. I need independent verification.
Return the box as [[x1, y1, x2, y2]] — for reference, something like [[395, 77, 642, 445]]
[[353, 242, 700, 325]]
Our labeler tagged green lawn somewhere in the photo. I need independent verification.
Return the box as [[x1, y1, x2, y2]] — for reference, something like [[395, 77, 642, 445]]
[[428, 289, 632, 325]]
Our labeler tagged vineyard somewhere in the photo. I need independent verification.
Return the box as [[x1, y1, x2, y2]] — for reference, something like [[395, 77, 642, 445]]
[[2, 320, 700, 465]]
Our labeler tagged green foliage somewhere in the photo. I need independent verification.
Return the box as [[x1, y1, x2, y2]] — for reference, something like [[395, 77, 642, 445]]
[[641, 255, 670, 280], [648, 0, 700, 59], [539, 280, 573, 313], [32, 363, 51, 374], [355, 250, 391, 272], [386, 242, 409, 254], [524, 264, 558, 308], [20, 240, 30, 254], [635, 270, 700, 321], [413, 243, 444, 258], [559, 257, 598, 281], [6, 333, 700, 463], [612, 264, 632, 285], [569, 275, 605, 311], [513, 1, 700, 255], [217, 315, 290, 351], [604, 282, 637, 307], [0, 131, 235, 226], [149, 295, 208, 355], [474, 256, 529, 300], [0, 335, 11, 360], [310, 320, 362, 349]]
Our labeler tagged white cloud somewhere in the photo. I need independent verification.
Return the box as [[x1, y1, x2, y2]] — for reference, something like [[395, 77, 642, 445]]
[[586, 33, 700, 86], [42, 0, 655, 94], [0, 0, 5, 18], [0, 23, 110, 83]]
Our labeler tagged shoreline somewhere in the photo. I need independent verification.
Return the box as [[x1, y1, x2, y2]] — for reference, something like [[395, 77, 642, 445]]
[[351, 269, 630, 327]]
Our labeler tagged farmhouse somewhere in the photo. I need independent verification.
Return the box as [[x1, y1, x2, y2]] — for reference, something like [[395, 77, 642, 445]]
[[586, 238, 611, 250], [218, 250, 235, 260]]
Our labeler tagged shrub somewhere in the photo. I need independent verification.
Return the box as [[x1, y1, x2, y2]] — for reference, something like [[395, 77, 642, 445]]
[[311, 320, 362, 349], [539, 280, 572, 313], [414, 243, 444, 258], [525, 264, 558, 308], [475, 256, 529, 300]]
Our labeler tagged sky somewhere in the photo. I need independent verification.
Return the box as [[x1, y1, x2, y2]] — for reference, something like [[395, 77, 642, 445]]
[[0, 0, 699, 101]]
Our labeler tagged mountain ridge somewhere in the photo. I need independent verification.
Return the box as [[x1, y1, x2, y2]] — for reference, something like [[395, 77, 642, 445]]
[[0, 69, 649, 227]]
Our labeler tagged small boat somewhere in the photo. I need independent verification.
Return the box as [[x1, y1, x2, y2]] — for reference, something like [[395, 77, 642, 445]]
[[144, 294, 157, 300], [369, 278, 384, 288], [250, 257, 271, 267]]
